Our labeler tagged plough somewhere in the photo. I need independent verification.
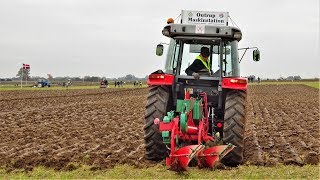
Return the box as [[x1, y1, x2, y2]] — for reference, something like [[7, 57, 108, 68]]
[[154, 91, 234, 171]]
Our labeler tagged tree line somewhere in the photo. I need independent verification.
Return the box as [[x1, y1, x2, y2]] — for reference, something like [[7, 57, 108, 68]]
[[1, 68, 146, 82]]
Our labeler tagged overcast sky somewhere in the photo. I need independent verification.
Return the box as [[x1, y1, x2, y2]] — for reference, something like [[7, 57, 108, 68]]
[[0, 0, 319, 78]]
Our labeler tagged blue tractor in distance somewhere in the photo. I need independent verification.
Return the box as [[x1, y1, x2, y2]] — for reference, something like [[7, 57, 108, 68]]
[[37, 79, 51, 87]]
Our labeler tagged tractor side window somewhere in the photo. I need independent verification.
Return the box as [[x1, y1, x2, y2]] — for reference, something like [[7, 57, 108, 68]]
[[180, 44, 197, 75], [223, 41, 240, 77], [211, 47, 220, 75], [172, 42, 180, 71], [164, 39, 176, 74], [223, 45, 233, 76], [164, 40, 181, 74]]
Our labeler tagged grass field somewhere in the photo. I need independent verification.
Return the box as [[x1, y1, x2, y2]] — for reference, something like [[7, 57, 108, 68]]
[[0, 164, 319, 179], [0, 84, 147, 91], [1, 81, 318, 91], [255, 81, 320, 89]]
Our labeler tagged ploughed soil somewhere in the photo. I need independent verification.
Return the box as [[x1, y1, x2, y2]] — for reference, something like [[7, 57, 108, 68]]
[[0, 85, 318, 170], [244, 85, 319, 166]]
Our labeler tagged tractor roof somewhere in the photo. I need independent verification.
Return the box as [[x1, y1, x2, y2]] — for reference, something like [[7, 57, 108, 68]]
[[162, 24, 242, 42]]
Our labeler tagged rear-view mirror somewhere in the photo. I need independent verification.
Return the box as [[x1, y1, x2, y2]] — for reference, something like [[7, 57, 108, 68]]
[[253, 49, 260, 61], [156, 44, 164, 56]]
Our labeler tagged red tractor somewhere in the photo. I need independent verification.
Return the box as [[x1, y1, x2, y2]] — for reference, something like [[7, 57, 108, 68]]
[[144, 11, 260, 171]]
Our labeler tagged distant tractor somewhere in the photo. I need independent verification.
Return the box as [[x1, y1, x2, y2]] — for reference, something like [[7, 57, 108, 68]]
[[37, 79, 51, 87], [144, 10, 260, 171], [63, 79, 72, 87], [100, 79, 109, 88]]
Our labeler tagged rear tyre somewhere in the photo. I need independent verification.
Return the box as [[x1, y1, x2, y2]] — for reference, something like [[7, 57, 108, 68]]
[[222, 90, 246, 166], [144, 86, 171, 161]]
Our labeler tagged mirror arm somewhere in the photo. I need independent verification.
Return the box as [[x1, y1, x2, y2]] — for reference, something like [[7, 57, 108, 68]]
[[239, 48, 248, 63], [238, 47, 258, 63]]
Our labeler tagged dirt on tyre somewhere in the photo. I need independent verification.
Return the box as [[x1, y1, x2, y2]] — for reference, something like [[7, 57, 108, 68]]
[[222, 90, 246, 166], [144, 86, 171, 161]]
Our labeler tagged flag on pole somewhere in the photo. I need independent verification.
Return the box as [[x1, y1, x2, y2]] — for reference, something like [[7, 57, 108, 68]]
[[23, 63, 30, 69]]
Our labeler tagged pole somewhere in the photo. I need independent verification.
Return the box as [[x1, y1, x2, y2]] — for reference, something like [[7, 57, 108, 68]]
[[218, 41, 224, 110], [20, 64, 23, 88]]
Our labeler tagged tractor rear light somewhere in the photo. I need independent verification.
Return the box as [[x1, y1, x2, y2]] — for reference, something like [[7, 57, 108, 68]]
[[222, 78, 247, 91], [216, 122, 223, 128], [149, 74, 165, 79], [147, 74, 174, 86], [230, 79, 247, 84]]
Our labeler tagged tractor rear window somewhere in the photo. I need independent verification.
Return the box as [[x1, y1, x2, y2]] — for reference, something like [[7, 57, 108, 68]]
[[179, 40, 240, 77], [164, 40, 240, 77], [180, 44, 219, 76]]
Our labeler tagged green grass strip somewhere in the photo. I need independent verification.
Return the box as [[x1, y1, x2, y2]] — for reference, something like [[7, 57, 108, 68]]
[[249, 81, 319, 89], [0, 164, 319, 179], [0, 84, 147, 91]]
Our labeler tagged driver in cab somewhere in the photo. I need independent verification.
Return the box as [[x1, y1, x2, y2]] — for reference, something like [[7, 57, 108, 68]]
[[185, 47, 212, 79]]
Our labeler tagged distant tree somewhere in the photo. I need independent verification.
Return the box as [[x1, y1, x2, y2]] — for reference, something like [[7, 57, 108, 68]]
[[73, 77, 82, 81], [84, 76, 100, 82], [294, 76, 301, 80], [83, 76, 90, 81], [92, 76, 100, 82], [16, 67, 30, 80], [125, 74, 136, 81], [29, 76, 45, 81]]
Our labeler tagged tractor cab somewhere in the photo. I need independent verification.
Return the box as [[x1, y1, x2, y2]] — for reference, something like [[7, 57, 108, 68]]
[[144, 10, 260, 171], [156, 23, 247, 108], [151, 21, 260, 108]]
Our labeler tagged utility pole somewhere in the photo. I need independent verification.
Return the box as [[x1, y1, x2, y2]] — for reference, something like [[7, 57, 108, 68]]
[[20, 64, 23, 88]]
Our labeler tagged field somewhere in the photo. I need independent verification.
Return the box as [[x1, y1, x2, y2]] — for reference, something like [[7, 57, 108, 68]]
[[0, 83, 319, 178]]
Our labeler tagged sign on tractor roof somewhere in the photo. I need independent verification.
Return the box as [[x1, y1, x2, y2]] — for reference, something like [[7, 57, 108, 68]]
[[181, 10, 228, 26]]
